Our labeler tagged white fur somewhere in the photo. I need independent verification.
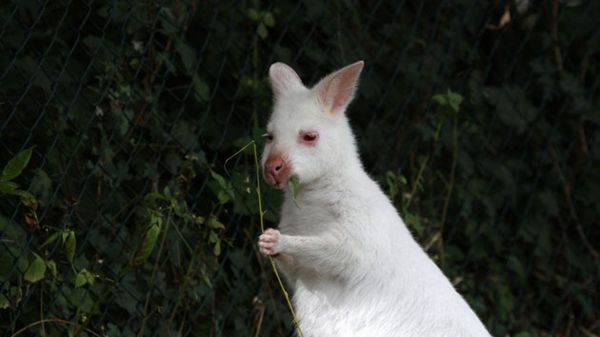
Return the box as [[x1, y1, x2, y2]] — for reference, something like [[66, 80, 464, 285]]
[[258, 62, 492, 337]]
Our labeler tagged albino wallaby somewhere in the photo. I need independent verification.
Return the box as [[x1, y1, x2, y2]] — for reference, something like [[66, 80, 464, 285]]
[[258, 61, 492, 337]]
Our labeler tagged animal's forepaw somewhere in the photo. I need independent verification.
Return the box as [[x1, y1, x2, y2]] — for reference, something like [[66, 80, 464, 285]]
[[258, 228, 281, 256]]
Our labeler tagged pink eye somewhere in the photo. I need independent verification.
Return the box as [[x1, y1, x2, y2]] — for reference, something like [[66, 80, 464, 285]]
[[299, 130, 319, 145], [265, 132, 274, 143]]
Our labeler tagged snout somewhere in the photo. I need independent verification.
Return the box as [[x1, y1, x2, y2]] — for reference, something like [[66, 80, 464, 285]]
[[264, 154, 291, 189]]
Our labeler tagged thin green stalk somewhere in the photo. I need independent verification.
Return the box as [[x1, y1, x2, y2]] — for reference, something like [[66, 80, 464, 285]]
[[403, 155, 429, 214], [251, 141, 305, 337], [438, 112, 459, 269], [403, 118, 444, 213], [253, 304, 266, 337], [138, 209, 173, 337], [39, 287, 46, 337], [165, 245, 198, 337]]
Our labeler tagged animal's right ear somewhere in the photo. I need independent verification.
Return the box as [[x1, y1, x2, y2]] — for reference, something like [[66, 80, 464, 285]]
[[313, 61, 364, 115], [269, 63, 304, 99]]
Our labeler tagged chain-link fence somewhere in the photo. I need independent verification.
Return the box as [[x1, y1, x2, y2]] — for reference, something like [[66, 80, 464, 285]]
[[1, 1, 599, 336]]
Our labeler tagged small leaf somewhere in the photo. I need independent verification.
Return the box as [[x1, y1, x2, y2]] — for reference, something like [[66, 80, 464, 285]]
[[74, 273, 85, 287], [432, 89, 463, 113], [257, 23, 268, 39], [47, 260, 57, 279], [213, 241, 221, 256], [432, 93, 447, 106], [210, 170, 234, 204], [0, 181, 19, 193], [201, 269, 213, 288], [24, 253, 46, 283], [207, 215, 225, 229], [175, 39, 196, 73], [446, 90, 463, 113], [64, 230, 76, 265], [247, 8, 260, 21], [208, 231, 219, 244], [386, 171, 398, 201], [193, 214, 205, 224], [288, 175, 300, 199], [41, 231, 62, 248], [30, 169, 52, 202], [263, 12, 275, 27], [1, 147, 34, 182], [11, 190, 37, 209], [210, 170, 228, 189], [193, 75, 210, 102], [216, 191, 231, 205], [106, 323, 120, 337], [132, 215, 162, 266], [0, 293, 9, 309], [143, 192, 167, 207], [74, 268, 95, 288], [208, 231, 221, 256]]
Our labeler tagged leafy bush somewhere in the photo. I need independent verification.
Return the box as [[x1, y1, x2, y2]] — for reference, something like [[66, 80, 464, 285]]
[[0, 1, 598, 336]]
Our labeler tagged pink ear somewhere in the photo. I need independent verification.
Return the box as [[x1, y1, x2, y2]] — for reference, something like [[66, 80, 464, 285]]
[[314, 61, 364, 114], [269, 63, 304, 99]]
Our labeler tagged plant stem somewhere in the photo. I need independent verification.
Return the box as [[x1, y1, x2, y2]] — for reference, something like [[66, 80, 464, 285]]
[[252, 141, 305, 337], [439, 111, 459, 269], [137, 208, 173, 337]]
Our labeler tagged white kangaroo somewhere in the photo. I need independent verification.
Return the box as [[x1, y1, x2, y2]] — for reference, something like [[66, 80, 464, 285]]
[[258, 61, 492, 337]]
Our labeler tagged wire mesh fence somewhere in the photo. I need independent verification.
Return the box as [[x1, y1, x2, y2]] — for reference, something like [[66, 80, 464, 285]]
[[1, 1, 598, 336]]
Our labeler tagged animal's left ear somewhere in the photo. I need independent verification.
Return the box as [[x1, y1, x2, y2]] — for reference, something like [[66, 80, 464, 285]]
[[313, 61, 364, 114], [269, 62, 304, 100]]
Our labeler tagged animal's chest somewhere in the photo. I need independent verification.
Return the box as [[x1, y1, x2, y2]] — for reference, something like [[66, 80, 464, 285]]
[[278, 198, 340, 235]]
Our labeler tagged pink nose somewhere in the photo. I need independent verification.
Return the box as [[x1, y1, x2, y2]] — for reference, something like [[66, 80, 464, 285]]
[[264, 154, 289, 187]]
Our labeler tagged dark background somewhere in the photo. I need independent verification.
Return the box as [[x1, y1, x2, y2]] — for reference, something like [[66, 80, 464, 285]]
[[1, 1, 598, 336]]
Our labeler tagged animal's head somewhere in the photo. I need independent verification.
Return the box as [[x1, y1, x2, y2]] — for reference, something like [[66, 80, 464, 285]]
[[261, 61, 364, 189]]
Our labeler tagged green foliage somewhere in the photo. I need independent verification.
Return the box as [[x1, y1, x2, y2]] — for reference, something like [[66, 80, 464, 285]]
[[1, 147, 34, 182], [0, 147, 38, 208], [74, 269, 95, 288], [210, 170, 235, 205], [289, 175, 301, 200], [24, 253, 46, 284], [131, 210, 162, 267], [0, 1, 599, 337], [432, 89, 463, 114]]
